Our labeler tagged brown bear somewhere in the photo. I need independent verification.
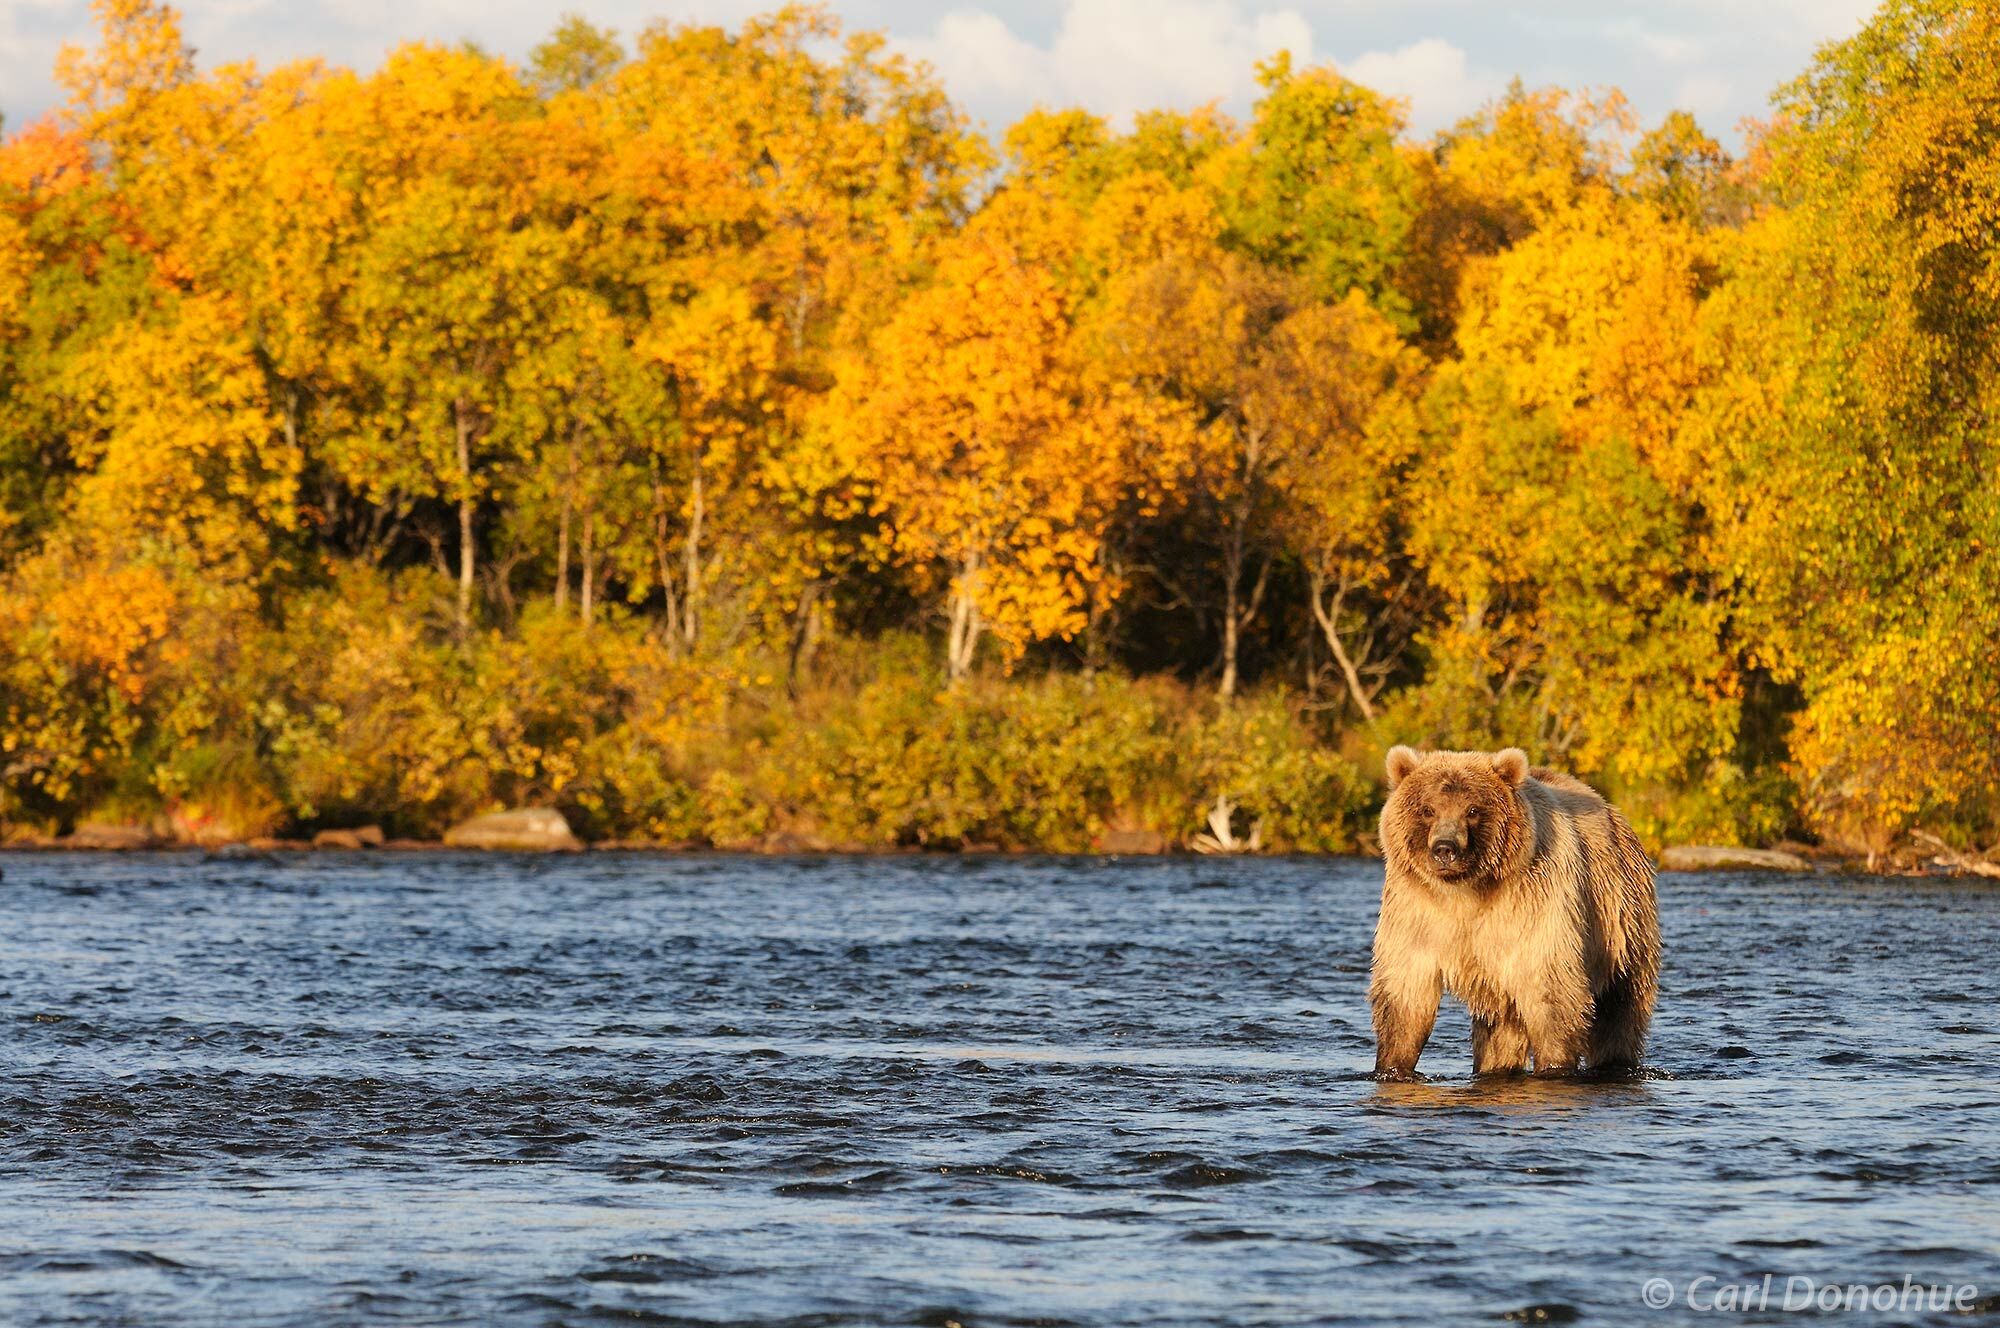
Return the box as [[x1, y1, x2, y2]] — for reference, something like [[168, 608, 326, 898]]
[[1370, 745, 1659, 1079]]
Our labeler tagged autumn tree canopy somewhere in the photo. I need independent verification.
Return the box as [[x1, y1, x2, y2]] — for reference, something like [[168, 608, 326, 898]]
[[1, 0, 1994, 855]]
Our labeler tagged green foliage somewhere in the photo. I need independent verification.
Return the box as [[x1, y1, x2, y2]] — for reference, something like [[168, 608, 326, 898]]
[[1615, 763, 1800, 855], [2, 564, 1371, 850], [749, 665, 1368, 852], [1213, 55, 1419, 324], [529, 15, 624, 95], [1690, 0, 2000, 848]]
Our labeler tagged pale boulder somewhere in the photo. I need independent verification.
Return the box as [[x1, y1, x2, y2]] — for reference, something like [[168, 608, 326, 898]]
[[1096, 828, 1168, 855], [443, 808, 582, 852], [63, 823, 162, 850], [1659, 844, 1811, 873], [311, 825, 383, 850]]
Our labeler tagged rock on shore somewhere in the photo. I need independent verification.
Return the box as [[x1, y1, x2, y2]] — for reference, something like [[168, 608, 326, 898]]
[[1096, 828, 1169, 855], [311, 826, 385, 850], [1659, 844, 1812, 873], [442, 808, 581, 852], [61, 823, 162, 850]]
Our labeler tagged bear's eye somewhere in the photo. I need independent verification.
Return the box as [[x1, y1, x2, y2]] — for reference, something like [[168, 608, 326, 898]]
[[1420, 805, 1435, 819], [1465, 808, 1481, 823]]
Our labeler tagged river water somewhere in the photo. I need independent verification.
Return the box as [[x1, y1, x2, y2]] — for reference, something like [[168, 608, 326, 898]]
[[0, 851, 1995, 1326]]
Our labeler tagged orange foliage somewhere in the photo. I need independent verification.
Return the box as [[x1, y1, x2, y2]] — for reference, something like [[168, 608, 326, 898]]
[[1, 0, 1995, 855]]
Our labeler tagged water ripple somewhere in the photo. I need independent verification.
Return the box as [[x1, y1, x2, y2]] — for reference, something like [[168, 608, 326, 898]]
[[0, 851, 1994, 1325]]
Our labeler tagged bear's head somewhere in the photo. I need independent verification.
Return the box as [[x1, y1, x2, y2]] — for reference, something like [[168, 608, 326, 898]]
[[1381, 746, 1530, 886]]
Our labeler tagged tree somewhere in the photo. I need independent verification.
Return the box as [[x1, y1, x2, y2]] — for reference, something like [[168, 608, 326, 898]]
[[825, 207, 1116, 682], [1403, 191, 1736, 791], [298, 45, 553, 631], [586, 7, 987, 653], [52, 0, 194, 152], [1626, 111, 1738, 227], [1097, 246, 1278, 697], [530, 15, 624, 95], [63, 292, 301, 580], [1091, 182, 1421, 700], [500, 289, 661, 626], [1264, 296, 1426, 719], [638, 286, 777, 649], [1682, 0, 2000, 848], [1208, 54, 1417, 323], [1400, 81, 1632, 348], [0, 119, 104, 562]]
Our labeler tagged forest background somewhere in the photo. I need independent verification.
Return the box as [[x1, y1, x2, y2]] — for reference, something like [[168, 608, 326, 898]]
[[1, 0, 1994, 856]]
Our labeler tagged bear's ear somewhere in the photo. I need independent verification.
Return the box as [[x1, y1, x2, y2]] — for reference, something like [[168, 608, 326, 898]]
[[1492, 748, 1529, 788], [1385, 745, 1421, 789]]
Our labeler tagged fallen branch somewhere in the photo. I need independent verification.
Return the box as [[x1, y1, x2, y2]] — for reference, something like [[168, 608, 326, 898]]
[[1191, 793, 1264, 855], [1912, 830, 2000, 879]]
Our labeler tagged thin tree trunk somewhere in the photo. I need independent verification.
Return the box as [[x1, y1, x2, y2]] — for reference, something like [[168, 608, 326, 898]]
[[682, 464, 704, 651], [946, 550, 983, 685], [1220, 594, 1240, 699], [1309, 570, 1377, 722], [555, 436, 574, 612], [787, 580, 823, 697], [1216, 424, 1270, 700], [1219, 545, 1270, 701], [579, 504, 595, 624], [1219, 507, 1246, 699], [789, 279, 812, 357], [555, 493, 571, 612], [487, 548, 522, 630], [454, 398, 475, 634]]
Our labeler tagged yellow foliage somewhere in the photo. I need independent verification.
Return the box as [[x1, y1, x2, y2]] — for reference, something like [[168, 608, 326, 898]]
[[65, 293, 300, 575], [4, 0, 1999, 855], [42, 560, 176, 700], [824, 211, 1118, 676]]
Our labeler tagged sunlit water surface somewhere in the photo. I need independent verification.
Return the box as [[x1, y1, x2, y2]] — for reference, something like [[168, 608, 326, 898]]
[[1, 851, 1996, 1325]]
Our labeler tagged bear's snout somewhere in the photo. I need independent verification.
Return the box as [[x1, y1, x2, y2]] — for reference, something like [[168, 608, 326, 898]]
[[1429, 821, 1470, 867]]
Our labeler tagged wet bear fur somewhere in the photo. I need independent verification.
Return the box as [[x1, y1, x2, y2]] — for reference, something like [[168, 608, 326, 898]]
[[1370, 746, 1660, 1078]]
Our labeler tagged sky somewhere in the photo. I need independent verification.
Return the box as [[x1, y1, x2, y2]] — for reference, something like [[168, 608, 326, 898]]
[[1, 0, 1882, 146]]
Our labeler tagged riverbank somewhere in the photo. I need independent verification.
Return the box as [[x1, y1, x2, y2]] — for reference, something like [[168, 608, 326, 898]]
[[4, 629, 1988, 871], [3, 832, 1994, 879]]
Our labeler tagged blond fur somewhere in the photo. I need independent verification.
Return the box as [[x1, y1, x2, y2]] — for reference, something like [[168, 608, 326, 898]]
[[1370, 746, 1660, 1078]]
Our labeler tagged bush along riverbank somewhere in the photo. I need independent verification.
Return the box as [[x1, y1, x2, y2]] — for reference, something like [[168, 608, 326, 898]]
[[3, 595, 1993, 876], [0, 616, 1371, 855]]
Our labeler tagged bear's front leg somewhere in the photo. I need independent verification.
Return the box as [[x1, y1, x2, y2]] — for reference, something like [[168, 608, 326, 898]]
[[1519, 992, 1589, 1076], [1472, 1013, 1530, 1075], [1370, 966, 1440, 1080]]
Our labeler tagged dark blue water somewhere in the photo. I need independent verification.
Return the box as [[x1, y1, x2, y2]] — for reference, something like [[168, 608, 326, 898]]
[[1, 852, 1995, 1326]]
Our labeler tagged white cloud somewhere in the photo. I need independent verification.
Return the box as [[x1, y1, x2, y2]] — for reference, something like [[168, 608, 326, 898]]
[[1343, 37, 1504, 134], [905, 0, 1313, 128], [905, 7, 1506, 139], [1640, 32, 1704, 62], [1, 0, 1883, 152], [1637, 30, 1701, 63], [1594, 17, 1703, 65], [1757, 0, 1880, 37], [908, 10, 1056, 107], [1672, 74, 1732, 118], [1251, 9, 1313, 61]]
